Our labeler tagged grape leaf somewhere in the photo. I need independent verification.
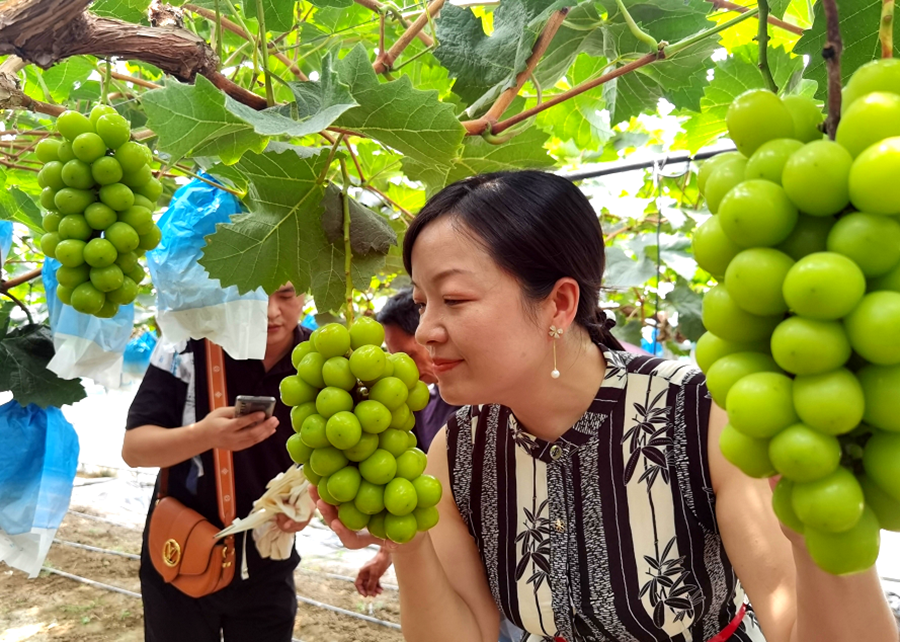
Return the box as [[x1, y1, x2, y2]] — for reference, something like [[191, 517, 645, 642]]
[[200, 145, 330, 295], [142, 75, 268, 165], [308, 0, 352, 7], [604, 245, 658, 288], [794, 0, 900, 101], [768, 0, 792, 20], [598, 0, 714, 44], [0, 325, 87, 409], [90, 0, 150, 23], [666, 280, 704, 341], [0, 188, 42, 234], [403, 126, 555, 193], [320, 184, 397, 255], [333, 45, 465, 169], [532, 2, 602, 89], [606, 33, 720, 124], [200, 145, 388, 312], [674, 44, 804, 153], [41, 58, 95, 104], [434, 0, 569, 106], [243, 0, 293, 33], [537, 54, 613, 150]]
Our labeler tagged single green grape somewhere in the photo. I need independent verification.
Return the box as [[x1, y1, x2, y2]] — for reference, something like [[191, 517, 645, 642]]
[[726, 89, 794, 156]]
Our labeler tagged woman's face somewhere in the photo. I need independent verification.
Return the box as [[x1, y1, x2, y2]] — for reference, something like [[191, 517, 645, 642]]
[[410, 218, 548, 407]]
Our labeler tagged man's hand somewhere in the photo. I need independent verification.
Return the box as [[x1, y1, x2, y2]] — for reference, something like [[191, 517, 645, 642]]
[[197, 406, 278, 452], [355, 547, 393, 597], [275, 513, 312, 533]]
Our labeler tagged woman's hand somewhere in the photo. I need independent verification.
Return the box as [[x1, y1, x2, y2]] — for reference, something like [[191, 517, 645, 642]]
[[275, 512, 312, 533], [310, 486, 386, 548]]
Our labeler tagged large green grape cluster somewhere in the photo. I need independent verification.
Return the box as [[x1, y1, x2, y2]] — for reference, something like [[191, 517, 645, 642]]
[[36, 106, 162, 318], [282, 317, 440, 544], [694, 60, 900, 576]]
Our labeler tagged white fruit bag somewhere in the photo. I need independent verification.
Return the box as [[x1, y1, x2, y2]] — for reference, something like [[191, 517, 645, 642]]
[[216, 465, 315, 561], [145, 175, 267, 360]]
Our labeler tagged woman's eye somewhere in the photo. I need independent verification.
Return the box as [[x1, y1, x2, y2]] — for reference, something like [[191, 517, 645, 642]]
[[444, 299, 463, 306], [414, 302, 426, 314]]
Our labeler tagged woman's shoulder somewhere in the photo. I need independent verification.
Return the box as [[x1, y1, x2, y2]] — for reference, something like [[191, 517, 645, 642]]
[[604, 347, 707, 389]]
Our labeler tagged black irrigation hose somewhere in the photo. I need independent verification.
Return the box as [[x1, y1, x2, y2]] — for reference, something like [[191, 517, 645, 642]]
[[563, 145, 736, 182]]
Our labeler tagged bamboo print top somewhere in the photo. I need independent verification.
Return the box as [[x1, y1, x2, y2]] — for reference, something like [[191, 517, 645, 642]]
[[445, 349, 768, 642]]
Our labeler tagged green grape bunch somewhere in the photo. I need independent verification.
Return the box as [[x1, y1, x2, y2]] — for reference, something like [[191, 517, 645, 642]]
[[693, 59, 900, 577], [36, 105, 162, 318], [282, 317, 441, 544]]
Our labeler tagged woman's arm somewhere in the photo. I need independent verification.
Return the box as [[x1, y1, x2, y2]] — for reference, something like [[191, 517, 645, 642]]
[[315, 427, 501, 642], [391, 427, 501, 642], [708, 403, 897, 642], [121, 407, 277, 468]]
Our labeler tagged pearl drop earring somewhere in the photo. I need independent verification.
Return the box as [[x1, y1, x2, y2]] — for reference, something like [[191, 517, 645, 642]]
[[549, 325, 563, 379]]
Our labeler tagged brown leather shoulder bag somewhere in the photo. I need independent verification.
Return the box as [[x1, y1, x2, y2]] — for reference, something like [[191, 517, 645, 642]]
[[148, 340, 237, 598]]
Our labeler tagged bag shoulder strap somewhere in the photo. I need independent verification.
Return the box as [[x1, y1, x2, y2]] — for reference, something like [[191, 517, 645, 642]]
[[206, 340, 236, 527], [156, 340, 236, 528]]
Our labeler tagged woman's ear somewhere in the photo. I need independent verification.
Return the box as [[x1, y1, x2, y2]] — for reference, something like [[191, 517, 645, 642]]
[[548, 277, 581, 331]]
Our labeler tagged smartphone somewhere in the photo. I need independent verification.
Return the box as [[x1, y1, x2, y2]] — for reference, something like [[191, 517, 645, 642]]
[[234, 395, 277, 421]]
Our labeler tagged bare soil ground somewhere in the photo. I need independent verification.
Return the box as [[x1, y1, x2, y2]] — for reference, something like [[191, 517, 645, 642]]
[[0, 510, 403, 642]]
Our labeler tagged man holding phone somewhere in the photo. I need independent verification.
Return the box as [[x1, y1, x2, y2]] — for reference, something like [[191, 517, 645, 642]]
[[122, 283, 312, 642]]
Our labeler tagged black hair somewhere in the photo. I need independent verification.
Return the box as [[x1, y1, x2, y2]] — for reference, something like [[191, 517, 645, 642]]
[[376, 288, 419, 336], [402, 170, 623, 351]]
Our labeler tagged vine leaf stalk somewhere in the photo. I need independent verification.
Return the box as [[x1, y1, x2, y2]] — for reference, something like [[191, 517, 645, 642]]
[[373, 0, 445, 73], [757, 0, 778, 92], [883, 0, 895, 58], [821, 0, 843, 139], [340, 158, 354, 325]]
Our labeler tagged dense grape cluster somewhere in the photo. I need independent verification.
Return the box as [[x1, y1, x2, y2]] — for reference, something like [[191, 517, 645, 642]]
[[694, 60, 900, 575], [37, 106, 161, 318], [282, 317, 441, 544]]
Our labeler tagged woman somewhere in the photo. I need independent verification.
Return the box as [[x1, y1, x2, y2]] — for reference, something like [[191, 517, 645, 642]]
[[312, 171, 896, 642]]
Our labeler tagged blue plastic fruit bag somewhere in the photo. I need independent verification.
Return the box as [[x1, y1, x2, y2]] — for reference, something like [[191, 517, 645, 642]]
[[0, 400, 79, 577], [0, 221, 12, 265], [44, 258, 135, 388], [146, 175, 267, 359], [123, 331, 158, 380]]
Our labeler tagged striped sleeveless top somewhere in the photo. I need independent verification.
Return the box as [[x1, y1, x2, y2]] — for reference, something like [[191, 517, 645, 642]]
[[445, 348, 768, 642]]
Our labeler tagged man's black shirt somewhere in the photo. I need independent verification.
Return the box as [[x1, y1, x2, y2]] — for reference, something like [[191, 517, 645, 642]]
[[126, 327, 311, 579]]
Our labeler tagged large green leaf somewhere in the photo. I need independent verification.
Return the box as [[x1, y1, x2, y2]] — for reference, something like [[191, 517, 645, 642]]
[[604, 245, 658, 288], [333, 45, 465, 169], [403, 126, 555, 193], [533, 2, 603, 89], [434, 0, 569, 106], [598, 0, 714, 45], [201, 146, 330, 294], [537, 54, 613, 150], [0, 325, 87, 409], [0, 188, 42, 234], [320, 184, 397, 255], [768, 0, 792, 20], [90, 0, 150, 23], [666, 280, 704, 341], [41, 58, 95, 104], [142, 75, 268, 165], [200, 145, 388, 311], [794, 0, 900, 101], [606, 32, 720, 124], [674, 44, 805, 153], [224, 54, 359, 137], [243, 0, 294, 33]]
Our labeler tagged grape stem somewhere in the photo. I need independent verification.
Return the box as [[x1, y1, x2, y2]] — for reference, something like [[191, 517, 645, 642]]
[[883, 0, 895, 58], [373, 0, 445, 74], [0, 267, 42, 292], [340, 157, 355, 326], [757, 0, 778, 93], [0, 290, 35, 326], [821, 0, 843, 139]]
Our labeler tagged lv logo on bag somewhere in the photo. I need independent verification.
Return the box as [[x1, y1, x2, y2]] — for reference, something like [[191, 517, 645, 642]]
[[163, 539, 181, 567]]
